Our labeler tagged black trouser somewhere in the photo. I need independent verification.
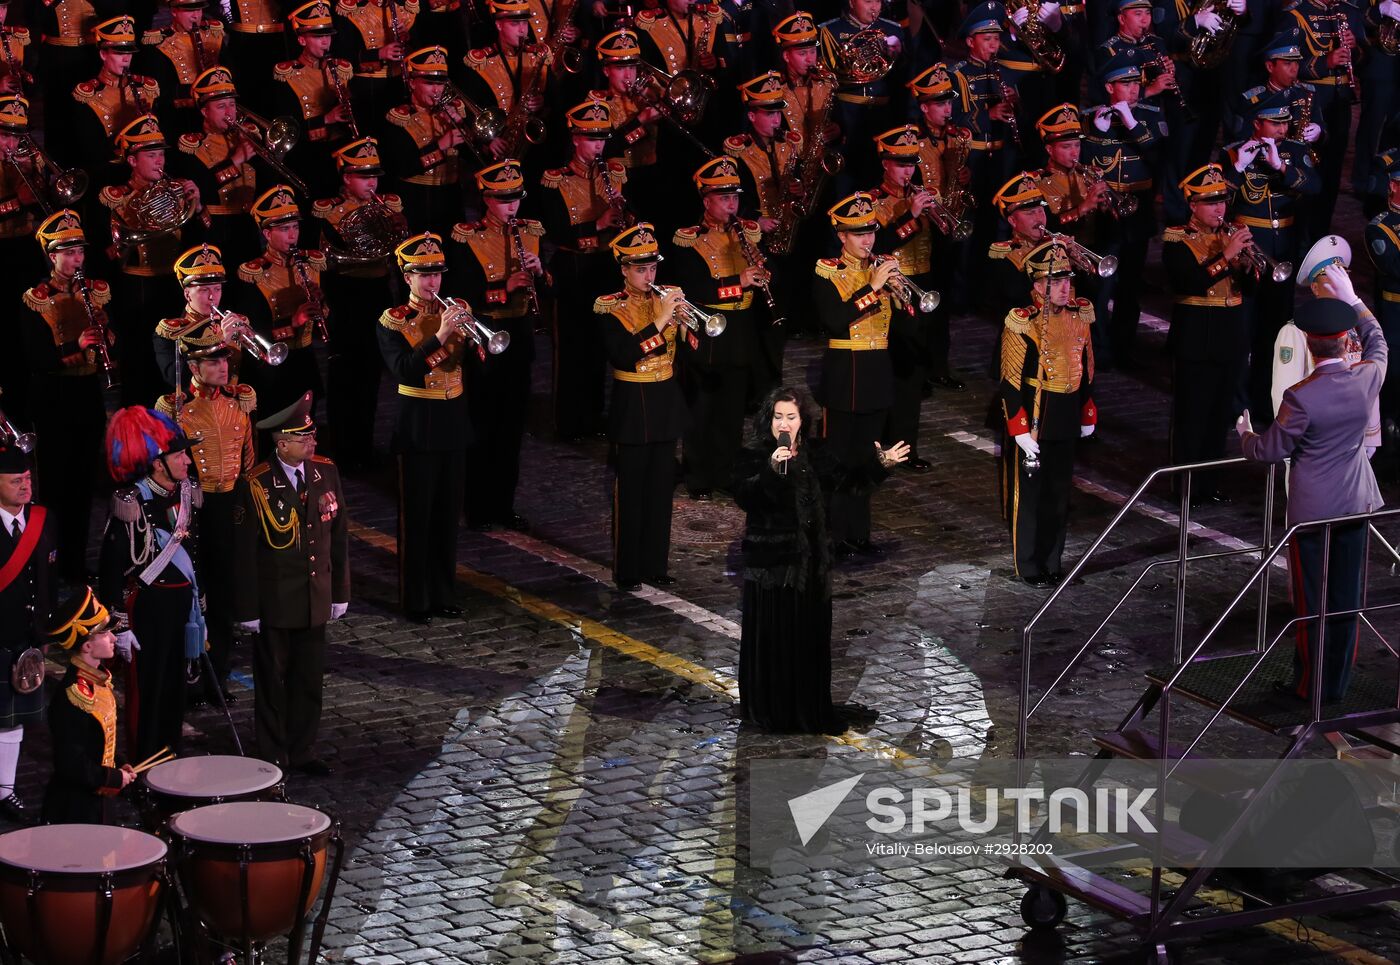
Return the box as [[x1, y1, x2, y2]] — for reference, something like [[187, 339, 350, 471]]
[[253, 623, 327, 768], [465, 332, 531, 526], [1096, 192, 1154, 365], [886, 296, 932, 459], [612, 440, 676, 585], [325, 273, 392, 469], [682, 361, 749, 495], [1378, 296, 1400, 427], [33, 373, 105, 584], [825, 408, 886, 544], [128, 581, 193, 763], [1171, 356, 1242, 497], [1003, 434, 1074, 580], [1245, 271, 1297, 425], [198, 490, 236, 696], [1287, 523, 1367, 703], [398, 449, 465, 613], [551, 252, 610, 439]]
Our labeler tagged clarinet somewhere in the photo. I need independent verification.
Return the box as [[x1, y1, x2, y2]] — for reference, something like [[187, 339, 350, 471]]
[[595, 160, 635, 228], [507, 218, 541, 317], [729, 217, 785, 328], [290, 249, 331, 345], [72, 267, 119, 389]]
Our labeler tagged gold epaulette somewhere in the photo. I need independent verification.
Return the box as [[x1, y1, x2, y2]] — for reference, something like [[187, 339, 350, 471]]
[[301, 249, 328, 270], [386, 105, 412, 128], [672, 225, 700, 248], [519, 219, 544, 237], [136, 76, 159, 97], [466, 46, 492, 66], [311, 453, 335, 465], [785, 130, 803, 147], [21, 285, 52, 312], [87, 279, 112, 307], [331, 59, 353, 83], [178, 132, 204, 154], [155, 316, 191, 339], [141, 27, 167, 45], [98, 184, 128, 209], [541, 168, 564, 187], [155, 391, 184, 418], [739, 219, 761, 244], [1001, 324, 1029, 387], [723, 134, 750, 157], [334, 0, 358, 15], [1003, 305, 1033, 336], [66, 676, 96, 713], [206, 21, 224, 37], [6, 27, 28, 45], [593, 292, 624, 314], [988, 241, 1012, 259], [238, 257, 269, 284], [381, 193, 403, 212], [635, 8, 662, 27], [234, 382, 256, 414], [72, 80, 98, 104], [1073, 296, 1092, 311], [587, 88, 609, 102], [311, 197, 338, 218], [379, 305, 410, 331], [814, 257, 840, 280], [273, 60, 294, 81], [450, 220, 483, 243], [1162, 225, 1191, 243]]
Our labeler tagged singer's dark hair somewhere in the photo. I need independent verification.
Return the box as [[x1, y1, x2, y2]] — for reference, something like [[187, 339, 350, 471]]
[[754, 385, 819, 442]]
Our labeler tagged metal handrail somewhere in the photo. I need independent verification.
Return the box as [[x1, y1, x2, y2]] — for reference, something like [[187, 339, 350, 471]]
[[1016, 456, 1276, 760]]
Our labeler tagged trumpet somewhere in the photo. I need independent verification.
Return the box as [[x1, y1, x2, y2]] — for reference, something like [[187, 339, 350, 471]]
[[875, 256, 940, 312], [208, 304, 289, 366], [232, 110, 308, 195], [432, 293, 511, 354], [1223, 224, 1294, 283], [650, 284, 726, 337], [0, 405, 34, 453], [1031, 226, 1118, 278], [1074, 162, 1138, 219], [905, 184, 971, 240]]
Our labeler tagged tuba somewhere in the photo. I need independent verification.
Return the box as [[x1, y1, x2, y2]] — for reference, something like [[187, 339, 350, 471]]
[[112, 180, 202, 247], [820, 24, 892, 84], [1185, 0, 1239, 69], [1382, 15, 1400, 56], [1007, 0, 1064, 73]]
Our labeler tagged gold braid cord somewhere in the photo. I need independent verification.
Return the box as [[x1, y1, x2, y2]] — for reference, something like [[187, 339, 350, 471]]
[[250, 479, 300, 550]]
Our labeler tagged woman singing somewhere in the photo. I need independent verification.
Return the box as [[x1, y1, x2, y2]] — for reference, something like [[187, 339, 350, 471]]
[[732, 385, 908, 734]]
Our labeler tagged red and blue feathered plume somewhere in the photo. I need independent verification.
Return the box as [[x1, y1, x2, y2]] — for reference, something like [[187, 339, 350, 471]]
[[105, 407, 188, 483]]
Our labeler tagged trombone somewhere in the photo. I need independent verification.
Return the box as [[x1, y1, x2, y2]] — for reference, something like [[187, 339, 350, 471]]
[[431, 82, 505, 160], [232, 109, 308, 195], [6, 137, 87, 214], [208, 304, 290, 365], [874, 256, 940, 312], [432, 293, 511, 354], [1031, 226, 1118, 278], [650, 284, 726, 337], [625, 63, 717, 159]]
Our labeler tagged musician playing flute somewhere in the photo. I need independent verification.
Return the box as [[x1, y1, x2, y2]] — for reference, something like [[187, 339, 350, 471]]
[[448, 159, 545, 531], [19, 211, 114, 584]]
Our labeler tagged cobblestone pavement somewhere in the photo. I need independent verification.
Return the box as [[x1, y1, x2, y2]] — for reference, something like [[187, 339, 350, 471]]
[[16, 192, 1400, 965]]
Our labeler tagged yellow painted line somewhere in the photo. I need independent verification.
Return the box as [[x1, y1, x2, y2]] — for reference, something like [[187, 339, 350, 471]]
[[350, 520, 1392, 960]]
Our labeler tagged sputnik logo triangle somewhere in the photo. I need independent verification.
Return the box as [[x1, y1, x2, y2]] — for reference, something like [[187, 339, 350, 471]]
[[788, 774, 863, 846]]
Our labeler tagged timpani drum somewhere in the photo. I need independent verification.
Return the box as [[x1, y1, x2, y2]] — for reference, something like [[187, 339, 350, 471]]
[[0, 824, 167, 965], [140, 755, 284, 828], [170, 802, 341, 956]]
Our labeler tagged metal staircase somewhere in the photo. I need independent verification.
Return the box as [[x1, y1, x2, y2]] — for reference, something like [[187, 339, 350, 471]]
[[1010, 457, 1400, 962]]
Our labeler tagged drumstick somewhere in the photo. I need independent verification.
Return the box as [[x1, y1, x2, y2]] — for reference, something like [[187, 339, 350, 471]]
[[131, 751, 177, 776], [131, 746, 171, 772]]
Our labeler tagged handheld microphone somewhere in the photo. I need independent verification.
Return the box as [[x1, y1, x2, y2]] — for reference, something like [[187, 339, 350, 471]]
[[777, 431, 791, 476]]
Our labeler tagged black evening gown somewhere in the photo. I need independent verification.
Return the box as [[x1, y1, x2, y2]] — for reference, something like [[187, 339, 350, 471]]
[[732, 442, 884, 733]]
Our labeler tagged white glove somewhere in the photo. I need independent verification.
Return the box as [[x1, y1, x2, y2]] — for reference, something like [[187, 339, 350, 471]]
[[1315, 264, 1360, 305], [330, 602, 348, 621], [1194, 8, 1223, 32], [1234, 141, 1260, 172], [1381, 0, 1400, 20], [1301, 122, 1322, 143], [1037, 1, 1062, 27], [1235, 410, 1254, 438], [1112, 100, 1136, 126], [113, 630, 140, 661], [1014, 434, 1040, 458], [1093, 109, 1112, 133], [237, 619, 261, 634], [1227, 0, 1246, 12], [1080, 424, 1096, 438], [1263, 139, 1284, 169], [1010, 4, 1030, 25]]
